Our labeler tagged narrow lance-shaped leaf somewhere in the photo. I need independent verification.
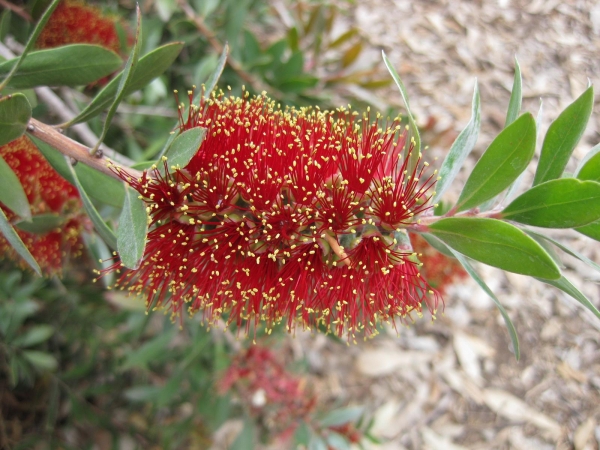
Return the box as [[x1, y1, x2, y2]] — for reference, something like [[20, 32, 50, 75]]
[[194, 42, 229, 105], [0, 45, 122, 89], [427, 217, 560, 280], [536, 276, 600, 321], [15, 214, 63, 234], [575, 144, 600, 182], [92, 3, 142, 155], [65, 159, 118, 250], [575, 220, 600, 242], [502, 178, 600, 228], [502, 98, 544, 207], [526, 229, 600, 273], [446, 247, 520, 360], [0, 93, 31, 146], [0, 156, 31, 220], [455, 113, 536, 212], [160, 127, 207, 174], [432, 80, 480, 205], [117, 185, 148, 270], [533, 85, 594, 185], [504, 56, 522, 127], [30, 135, 125, 207], [61, 42, 184, 127], [0, 208, 41, 276], [0, 0, 61, 91], [382, 51, 420, 173]]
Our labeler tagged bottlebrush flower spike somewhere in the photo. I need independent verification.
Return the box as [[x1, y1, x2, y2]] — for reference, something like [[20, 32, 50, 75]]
[[36, 0, 124, 55], [0, 136, 88, 275], [109, 89, 441, 339]]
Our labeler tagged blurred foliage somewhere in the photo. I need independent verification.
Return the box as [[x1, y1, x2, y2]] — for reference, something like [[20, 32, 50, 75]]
[[0, 0, 456, 448]]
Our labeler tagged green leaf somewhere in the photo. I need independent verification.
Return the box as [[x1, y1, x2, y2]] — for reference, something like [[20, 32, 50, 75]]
[[319, 406, 364, 428], [200, 43, 228, 101], [533, 86, 594, 185], [502, 178, 600, 228], [30, 136, 125, 207], [448, 248, 520, 359], [63, 42, 184, 127], [92, 4, 142, 155], [0, 156, 31, 220], [0, 93, 31, 146], [15, 214, 63, 234], [66, 159, 118, 250], [0, 0, 61, 91], [0, 208, 41, 276], [161, 127, 207, 172], [427, 217, 560, 279], [526, 229, 600, 273], [230, 418, 256, 450], [420, 232, 455, 258], [0, 45, 122, 89], [575, 219, 600, 242], [12, 325, 54, 348], [382, 51, 420, 173], [22, 350, 58, 371], [117, 185, 148, 270], [456, 113, 536, 212], [504, 56, 522, 127], [537, 276, 600, 321], [432, 81, 480, 204], [576, 146, 600, 182]]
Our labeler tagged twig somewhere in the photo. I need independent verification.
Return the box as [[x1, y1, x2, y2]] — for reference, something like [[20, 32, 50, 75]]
[[0, 41, 133, 167], [27, 118, 143, 182], [0, 0, 32, 21], [177, 0, 284, 98]]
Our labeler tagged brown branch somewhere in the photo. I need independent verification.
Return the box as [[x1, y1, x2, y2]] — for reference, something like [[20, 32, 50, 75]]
[[27, 118, 143, 182], [177, 0, 284, 98], [0, 0, 32, 21]]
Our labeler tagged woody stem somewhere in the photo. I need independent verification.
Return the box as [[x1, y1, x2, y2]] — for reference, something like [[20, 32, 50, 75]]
[[27, 118, 143, 182]]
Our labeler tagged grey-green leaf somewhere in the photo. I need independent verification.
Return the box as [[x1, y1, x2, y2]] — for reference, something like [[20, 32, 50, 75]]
[[0, 208, 41, 276], [502, 178, 600, 228], [31, 136, 125, 207], [117, 185, 148, 269], [446, 248, 520, 360], [456, 113, 536, 212], [66, 160, 118, 250], [537, 276, 600, 321], [576, 147, 600, 182], [12, 325, 54, 348], [526, 229, 600, 273], [0, 0, 60, 91], [575, 219, 600, 242], [504, 56, 522, 127], [382, 51, 420, 173], [93, 4, 142, 154], [22, 350, 58, 371], [0, 155, 31, 220], [533, 86, 594, 185], [161, 127, 207, 173], [427, 217, 560, 280], [63, 42, 184, 127], [0, 45, 122, 88], [432, 80, 480, 205], [15, 214, 63, 234], [0, 93, 31, 146]]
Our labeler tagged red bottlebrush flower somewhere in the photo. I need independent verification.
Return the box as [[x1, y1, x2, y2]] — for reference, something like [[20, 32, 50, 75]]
[[410, 233, 467, 295], [36, 0, 125, 55], [0, 136, 88, 275], [109, 89, 441, 338], [219, 346, 316, 438]]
